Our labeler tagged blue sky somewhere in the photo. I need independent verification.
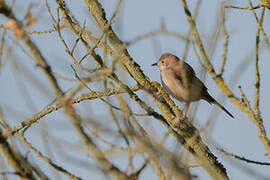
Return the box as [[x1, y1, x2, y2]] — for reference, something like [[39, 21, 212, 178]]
[[1, 0, 270, 179]]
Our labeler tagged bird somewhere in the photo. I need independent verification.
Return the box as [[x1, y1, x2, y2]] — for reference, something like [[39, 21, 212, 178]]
[[152, 52, 234, 118]]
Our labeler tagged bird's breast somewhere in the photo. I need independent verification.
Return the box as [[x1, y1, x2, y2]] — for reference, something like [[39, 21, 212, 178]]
[[161, 70, 187, 102], [161, 70, 203, 102]]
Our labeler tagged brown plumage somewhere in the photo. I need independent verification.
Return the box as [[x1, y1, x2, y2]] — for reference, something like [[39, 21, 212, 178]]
[[152, 52, 234, 118]]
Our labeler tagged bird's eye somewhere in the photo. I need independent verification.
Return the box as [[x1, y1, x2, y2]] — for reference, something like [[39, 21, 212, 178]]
[[161, 61, 164, 64]]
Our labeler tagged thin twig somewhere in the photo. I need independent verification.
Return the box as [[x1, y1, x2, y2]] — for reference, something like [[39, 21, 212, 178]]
[[219, 3, 229, 76], [238, 86, 252, 112], [248, 0, 270, 52], [2, 84, 140, 138], [17, 133, 81, 180], [71, 65, 122, 111], [55, 19, 98, 73], [224, 4, 264, 10], [254, 7, 264, 117], [182, 0, 201, 60], [0, 29, 6, 69], [25, 25, 65, 34], [217, 148, 270, 166], [79, 0, 122, 64]]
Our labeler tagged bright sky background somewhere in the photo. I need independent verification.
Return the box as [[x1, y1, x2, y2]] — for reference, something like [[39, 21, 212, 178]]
[[1, 0, 270, 179]]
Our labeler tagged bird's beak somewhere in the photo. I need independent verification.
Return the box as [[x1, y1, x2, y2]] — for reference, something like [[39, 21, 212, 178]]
[[152, 63, 158, 66]]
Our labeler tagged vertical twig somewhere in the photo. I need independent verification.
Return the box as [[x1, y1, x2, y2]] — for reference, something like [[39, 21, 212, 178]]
[[248, 0, 270, 52], [254, 7, 264, 117], [219, 2, 229, 76]]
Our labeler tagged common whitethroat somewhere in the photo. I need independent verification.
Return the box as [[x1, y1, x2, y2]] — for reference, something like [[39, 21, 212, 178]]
[[152, 52, 234, 118]]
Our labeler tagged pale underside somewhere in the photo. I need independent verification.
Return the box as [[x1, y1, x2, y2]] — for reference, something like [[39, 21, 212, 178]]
[[161, 68, 205, 103]]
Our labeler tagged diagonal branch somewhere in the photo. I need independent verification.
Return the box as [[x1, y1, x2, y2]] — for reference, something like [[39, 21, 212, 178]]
[[2, 85, 140, 138], [76, 0, 230, 179]]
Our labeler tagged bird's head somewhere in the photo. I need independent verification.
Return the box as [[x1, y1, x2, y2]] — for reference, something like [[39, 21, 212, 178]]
[[152, 52, 180, 70]]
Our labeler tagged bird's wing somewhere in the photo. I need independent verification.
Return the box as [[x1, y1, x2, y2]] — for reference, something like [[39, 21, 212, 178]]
[[183, 62, 196, 77], [172, 61, 196, 87]]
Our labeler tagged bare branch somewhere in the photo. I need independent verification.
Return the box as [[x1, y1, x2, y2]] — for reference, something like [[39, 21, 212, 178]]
[[217, 148, 270, 166]]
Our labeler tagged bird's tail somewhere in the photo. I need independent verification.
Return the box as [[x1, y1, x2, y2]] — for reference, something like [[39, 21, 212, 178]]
[[213, 101, 234, 118], [203, 93, 234, 118]]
